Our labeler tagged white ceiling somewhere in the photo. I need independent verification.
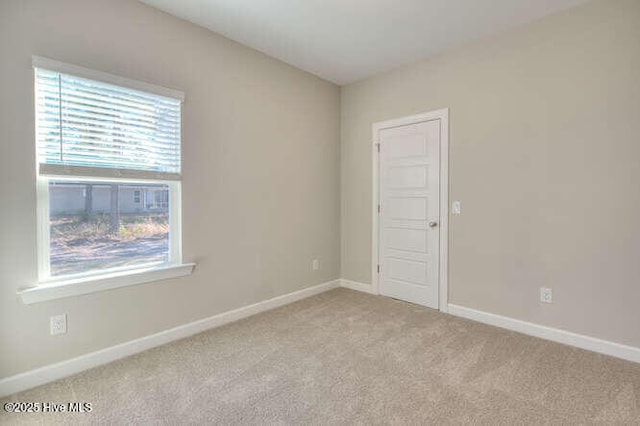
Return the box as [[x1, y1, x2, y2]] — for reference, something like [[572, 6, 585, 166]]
[[139, 0, 589, 85]]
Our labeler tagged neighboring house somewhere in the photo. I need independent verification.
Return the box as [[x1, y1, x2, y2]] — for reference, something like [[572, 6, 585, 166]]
[[49, 183, 169, 215]]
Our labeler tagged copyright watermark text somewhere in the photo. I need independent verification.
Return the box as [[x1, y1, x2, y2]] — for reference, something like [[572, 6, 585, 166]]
[[4, 402, 92, 413]]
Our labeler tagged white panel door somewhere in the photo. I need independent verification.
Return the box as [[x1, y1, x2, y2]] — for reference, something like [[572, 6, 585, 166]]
[[378, 120, 440, 308]]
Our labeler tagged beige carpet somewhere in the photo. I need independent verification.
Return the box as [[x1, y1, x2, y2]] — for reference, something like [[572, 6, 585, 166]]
[[2, 288, 640, 424]]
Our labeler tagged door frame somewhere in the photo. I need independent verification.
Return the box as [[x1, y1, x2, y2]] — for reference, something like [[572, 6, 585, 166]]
[[371, 108, 449, 312]]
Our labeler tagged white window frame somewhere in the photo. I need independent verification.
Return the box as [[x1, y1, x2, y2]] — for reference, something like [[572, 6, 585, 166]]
[[19, 57, 194, 304], [36, 176, 183, 283]]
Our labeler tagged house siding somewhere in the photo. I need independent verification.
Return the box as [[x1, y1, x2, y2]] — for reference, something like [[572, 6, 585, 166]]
[[49, 185, 168, 215]]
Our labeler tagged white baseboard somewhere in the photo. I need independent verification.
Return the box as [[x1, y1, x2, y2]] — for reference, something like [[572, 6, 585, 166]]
[[339, 279, 376, 295], [448, 304, 640, 364], [0, 279, 340, 398]]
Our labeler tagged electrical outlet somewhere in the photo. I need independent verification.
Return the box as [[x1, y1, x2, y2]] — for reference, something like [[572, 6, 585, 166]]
[[50, 314, 67, 335], [311, 259, 319, 271], [540, 287, 553, 304]]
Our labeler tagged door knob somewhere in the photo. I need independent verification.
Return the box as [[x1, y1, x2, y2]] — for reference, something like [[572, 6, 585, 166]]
[[429, 221, 438, 228]]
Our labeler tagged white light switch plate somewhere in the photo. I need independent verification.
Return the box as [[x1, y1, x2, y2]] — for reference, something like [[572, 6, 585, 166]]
[[452, 201, 461, 215]]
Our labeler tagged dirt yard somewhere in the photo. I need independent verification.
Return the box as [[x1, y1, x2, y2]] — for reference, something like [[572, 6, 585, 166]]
[[49, 213, 169, 276]]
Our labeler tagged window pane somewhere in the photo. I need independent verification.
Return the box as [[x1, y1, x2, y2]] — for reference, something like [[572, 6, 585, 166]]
[[49, 181, 170, 277], [35, 68, 181, 175]]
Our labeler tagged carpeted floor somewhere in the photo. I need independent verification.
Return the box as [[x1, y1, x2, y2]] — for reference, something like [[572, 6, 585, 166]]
[[2, 288, 639, 424]]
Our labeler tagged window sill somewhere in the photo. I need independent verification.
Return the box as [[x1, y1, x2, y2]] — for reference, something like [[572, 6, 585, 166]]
[[18, 263, 196, 304]]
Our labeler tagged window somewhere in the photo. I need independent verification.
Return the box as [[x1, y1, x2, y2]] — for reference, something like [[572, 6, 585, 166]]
[[34, 57, 185, 284], [153, 190, 169, 209]]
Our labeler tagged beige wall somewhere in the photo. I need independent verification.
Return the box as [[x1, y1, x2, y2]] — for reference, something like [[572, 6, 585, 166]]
[[0, 0, 340, 378], [342, 0, 640, 348]]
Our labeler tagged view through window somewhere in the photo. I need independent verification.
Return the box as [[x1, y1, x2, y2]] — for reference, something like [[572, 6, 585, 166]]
[[48, 181, 170, 276]]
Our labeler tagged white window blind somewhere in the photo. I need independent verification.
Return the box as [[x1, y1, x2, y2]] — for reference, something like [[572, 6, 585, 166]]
[[34, 58, 183, 181]]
